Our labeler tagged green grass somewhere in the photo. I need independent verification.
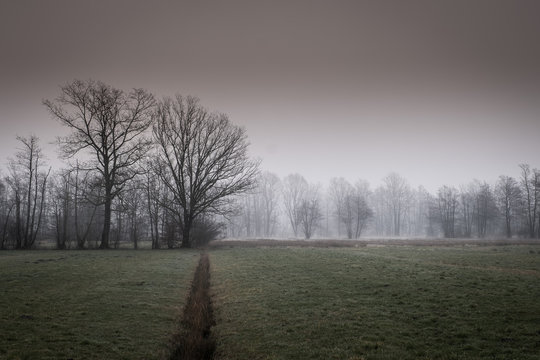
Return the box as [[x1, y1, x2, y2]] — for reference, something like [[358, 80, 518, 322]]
[[0, 250, 199, 360], [210, 245, 540, 360]]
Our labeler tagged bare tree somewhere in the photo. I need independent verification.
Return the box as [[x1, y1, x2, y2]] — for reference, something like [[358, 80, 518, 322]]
[[383, 172, 410, 236], [44, 79, 155, 248], [259, 172, 281, 237], [6, 136, 51, 249], [0, 177, 14, 249], [153, 95, 259, 248], [50, 170, 72, 249], [329, 179, 372, 239], [329, 177, 351, 237], [495, 175, 521, 238], [351, 180, 373, 239], [470, 181, 498, 238], [519, 164, 539, 238], [437, 185, 459, 238], [460, 185, 475, 238], [298, 184, 323, 239], [143, 161, 164, 249], [72, 164, 101, 249], [282, 174, 308, 237]]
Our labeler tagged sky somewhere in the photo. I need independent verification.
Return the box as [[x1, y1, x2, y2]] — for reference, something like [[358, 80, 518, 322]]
[[1, 0, 539, 193]]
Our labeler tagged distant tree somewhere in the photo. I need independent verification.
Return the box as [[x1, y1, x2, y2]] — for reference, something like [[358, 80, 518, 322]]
[[519, 164, 539, 238], [50, 169, 72, 249], [495, 175, 521, 238], [329, 177, 351, 237], [123, 180, 144, 249], [349, 181, 373, 239], [437, 185, 459, 238], [153, 96, 259, 248], [0, 177, 14, 249], [459, 185, 475, 238], [6, 136, 50, 249], [298, 185, 323, 239], [259, 172, 281, 237], [44, 79, 155, 248], [410, 186, 431, 237], [471, 181, 498, 238], [282, 174, 308, 237], [383, 173, 410, 236], [332, 179, 373, 239], [143, 161, 164, 249], [72, 164, 101, 249]]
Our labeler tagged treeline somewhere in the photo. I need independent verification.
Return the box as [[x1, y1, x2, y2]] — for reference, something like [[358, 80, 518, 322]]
[[2, 154, 537, 250], [0, 80, 538, 249], [225, 168, 540, 241], [1, 79, 258, 249]]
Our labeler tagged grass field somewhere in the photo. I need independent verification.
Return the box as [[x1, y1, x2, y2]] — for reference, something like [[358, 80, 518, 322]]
[[2, 244, 539, 359], [210, 245, 540, 360], [0, 250, 199, 360]]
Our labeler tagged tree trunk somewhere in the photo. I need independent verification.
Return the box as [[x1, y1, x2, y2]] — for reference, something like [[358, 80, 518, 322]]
[[182, 214, 192, 248], [100, 189, 112, 249], [15, 194, 22, 249], [1, 204, 13, 249]]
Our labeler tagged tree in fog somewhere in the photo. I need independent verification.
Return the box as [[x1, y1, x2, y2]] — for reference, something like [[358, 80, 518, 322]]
[[6, 136, 50, 249], [49, 169, 72, 249], [282, 174, 308, 237], [143, 161, 164, 249], [437, 185, 459, 238], [519, 164, 539, 238], [460, 185, 475, 238], [329, 177, 351, 237], [495, 175, 521, 238], [259, 172, 281, 237], [153, 96, 258, 248], [298, 185, 323, 239], [473, 181, 498, 238], [383, 173, 410, 236], [118, 181, 144, 249], [0, 177, 13, 249], [73, 164, 102, 249], [44, 79, 155, 248], [331, 179, 373, 239], [411, 186, 431, 237], [349, 181, 373, 238]]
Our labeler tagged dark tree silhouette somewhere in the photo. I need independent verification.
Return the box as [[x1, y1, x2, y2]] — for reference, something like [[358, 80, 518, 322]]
[[44, 79, 155, 249], [153, 96, 259, 248]]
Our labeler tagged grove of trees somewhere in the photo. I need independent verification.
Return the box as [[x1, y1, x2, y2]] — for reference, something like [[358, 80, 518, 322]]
[[1, 79, 540, 249]]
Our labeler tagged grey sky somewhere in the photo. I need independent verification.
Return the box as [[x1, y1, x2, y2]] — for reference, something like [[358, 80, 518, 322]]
[[1, 0, 539, 192]]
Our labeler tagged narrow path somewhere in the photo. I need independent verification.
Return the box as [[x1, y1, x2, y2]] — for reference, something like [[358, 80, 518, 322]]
[[169, 253, 215, 360]]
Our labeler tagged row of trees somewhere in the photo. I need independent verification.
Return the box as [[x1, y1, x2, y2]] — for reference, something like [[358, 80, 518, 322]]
[[1, 79, 258, 249], [0, 79, 538, 249], [224, 168, 540, 241]]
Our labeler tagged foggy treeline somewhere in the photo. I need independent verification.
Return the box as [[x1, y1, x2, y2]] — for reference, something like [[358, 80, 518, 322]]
[[224, 169, 540, 241], [0, 80, 539, 250]]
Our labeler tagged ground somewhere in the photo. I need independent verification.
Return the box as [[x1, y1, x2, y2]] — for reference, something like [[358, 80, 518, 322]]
[[1, 241, 539, 359], [0, 250, 199, 360], [210, 243, 540, 359]]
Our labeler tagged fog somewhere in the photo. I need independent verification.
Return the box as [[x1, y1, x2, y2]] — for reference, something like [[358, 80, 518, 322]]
[[2, 1, 540, 193]]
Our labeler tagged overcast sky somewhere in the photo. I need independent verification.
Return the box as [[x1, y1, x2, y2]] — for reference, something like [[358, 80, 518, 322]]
[[1, 0, 539, 192]]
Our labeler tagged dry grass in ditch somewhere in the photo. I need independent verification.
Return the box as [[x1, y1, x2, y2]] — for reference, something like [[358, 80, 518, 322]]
[[169, 253, 215, 360]]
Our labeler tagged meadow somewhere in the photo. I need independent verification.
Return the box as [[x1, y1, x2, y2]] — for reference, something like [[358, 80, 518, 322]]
[[210, 244, 540, 359], [1, 243, 539, 359], [0, 250, 199, 359]]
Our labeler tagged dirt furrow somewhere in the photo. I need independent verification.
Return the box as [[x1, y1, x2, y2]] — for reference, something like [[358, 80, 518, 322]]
[[169, 253, 215, 360]]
